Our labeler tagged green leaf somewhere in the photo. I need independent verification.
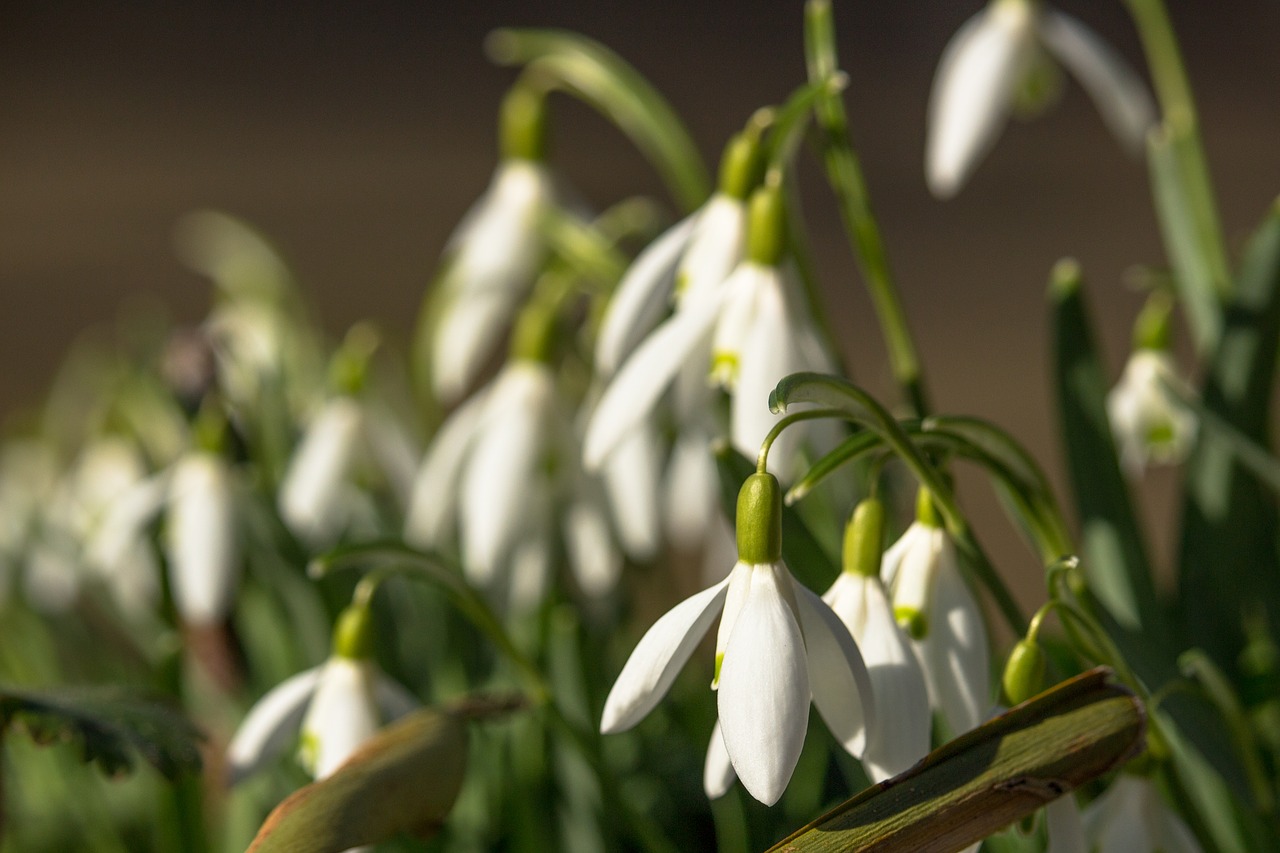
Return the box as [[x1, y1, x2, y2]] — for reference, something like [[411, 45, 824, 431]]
[[485, 28, 710, 213], [766, 668, 1145, 852], [1147, 122, 1227, 354], [1049, 260, 1165, 641], [0, 683, 203, 781], [1178, 200, 1280, 676]]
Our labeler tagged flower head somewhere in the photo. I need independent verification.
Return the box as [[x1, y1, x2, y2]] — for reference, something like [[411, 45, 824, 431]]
[[884, 492, 990, 737], [227, 603, 418, 783], [927, 0, 1156, 197], [1107, 348, 1196, 471], [822, 498, 931, 782], [600, 473, 873, 805], [164, 451, 239, 626]]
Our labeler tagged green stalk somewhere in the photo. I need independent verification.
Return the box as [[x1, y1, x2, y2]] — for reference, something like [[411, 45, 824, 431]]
[[1124, 0, 1231, 299], [804, 0, 928, 416]]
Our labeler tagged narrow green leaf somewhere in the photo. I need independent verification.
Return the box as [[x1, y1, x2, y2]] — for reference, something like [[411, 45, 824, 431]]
[[0, 684, 203, 781], [1049, 260, 1165, 641], [767, 668, 1145, 852], [1147, 123, 1225, 354], [485, 29, 710, 213], [1178, 199, 1280, 676]]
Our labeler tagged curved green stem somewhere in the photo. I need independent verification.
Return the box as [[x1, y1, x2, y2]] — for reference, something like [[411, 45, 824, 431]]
[[486, 28, 710, 212], [804, 0, 928, 416], [756, 407, 852, 473]]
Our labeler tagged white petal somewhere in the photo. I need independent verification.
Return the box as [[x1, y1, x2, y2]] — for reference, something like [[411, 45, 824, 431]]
[[713, 562, 754, 673], [662, 430, 719, 551], [703, 721, 737, 800], [926, 2, 1038, 197], [921, 543, 991, 736], [716, 564, 810, 805], [227, 665, 323, 784], [563, 500, 622, 598], [793, 577, 873, 759], [459, 366, 552, 588], [583, 284, 729, 470], [600, 575, 732, 733], [431, 289, 513, 404], [730, 270, 803, 475], [826, 574, 930, 781], [278, 397, 364, 547], [403, 386, 491, 549], [299, 657, 382, 779], [596, 214, 698, 376], [677, 194, 747, 303], [362, 403, 421, 508], [709, 263, 767, 389], [165, 453, 239, 625], [602, 422, 664, 561], [505, 518, 553, 614], [1038, 11, 1156, 155], [1083, 775, 1149, 850], [1045, 795, 1086, 853]]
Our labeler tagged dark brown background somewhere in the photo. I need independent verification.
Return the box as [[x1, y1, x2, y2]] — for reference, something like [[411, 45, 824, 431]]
[[3, 1, 1278, 608]]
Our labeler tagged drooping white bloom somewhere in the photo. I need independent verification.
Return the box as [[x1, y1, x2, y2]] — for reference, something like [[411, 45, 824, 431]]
[[278, 396, 367, 547], [884, 518, 990, 738], [927, 0, 1156, 198], [227, 655, 418, 783], [1106, 348, 1196, 471], [164, 452, 239, 625], [823, 570, 931, 782], [1082, 774, 1202, 852], [405, 360, 620, 609], [601, 473, 873, 805], [429, 161, 555, 403]]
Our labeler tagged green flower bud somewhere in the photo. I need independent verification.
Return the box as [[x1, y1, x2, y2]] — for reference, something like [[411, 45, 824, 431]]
[[736, 472, 782, 564], [509, 301, 558, 364], [499, 84, 549, 162], [745, 185, 786, 267], [332, 601, 375, 660], [1001, 638, 1046, 706], [915, 486, 942, 529], [842, 497, 885, 578], [1133, 290, 1174, 352]]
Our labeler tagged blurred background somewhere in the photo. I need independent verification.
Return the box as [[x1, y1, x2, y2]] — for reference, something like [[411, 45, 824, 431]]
[[3, 0, 1279, 610]]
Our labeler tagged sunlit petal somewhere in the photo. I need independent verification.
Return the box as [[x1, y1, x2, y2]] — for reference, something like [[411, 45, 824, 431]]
[[703, 721, 737, 800], [921, 543, 990, 736], [602, 422, 664, 561], [227, 666, 322, 784], [299, 657, 381, 780], [600, 576, 733, 733], [403, 386, 491, 549], [717, 564, 809, 806], [793, 577, 873, 758]]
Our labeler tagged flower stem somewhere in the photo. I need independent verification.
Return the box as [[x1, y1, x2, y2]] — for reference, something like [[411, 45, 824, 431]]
[[804, 0, 929, 416], [1123, 0, 1231, 299]]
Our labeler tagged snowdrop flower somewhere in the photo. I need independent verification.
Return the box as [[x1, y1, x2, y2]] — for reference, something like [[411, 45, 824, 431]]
[[227, 601, 418, 783], [585, 183, 834, 481], [927, 0, 1156, 197], [822, 498, 931, 782], [601, 472, 873, 805], [164, 451, 239, 626], [426, 86, 556, 404], [1107, 348, 1196, 471], [278, 396, 368, 547], [885, 489, 990, 737], [1082, 774, 1202, 852], [407, 310, 622, 609], [594, 130, 758, 377]]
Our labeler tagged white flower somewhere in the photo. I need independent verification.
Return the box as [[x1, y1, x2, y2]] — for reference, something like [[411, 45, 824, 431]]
[[1045, 795, 1086, 853], [823, 571, 931, 782], [601, 473, 873, 805], [884, 519, 990, 738], [227, 656, 418, 783], [927, 0, 1156, 198], [594, 193, 747, 378], [429, 160, 555, 403], [1106, 348, 1196, 471], [278, 396, 367, 547], [164, 452, 239, 626], [405, 360, 619, 609], [1082, 774, 1202, 852]]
